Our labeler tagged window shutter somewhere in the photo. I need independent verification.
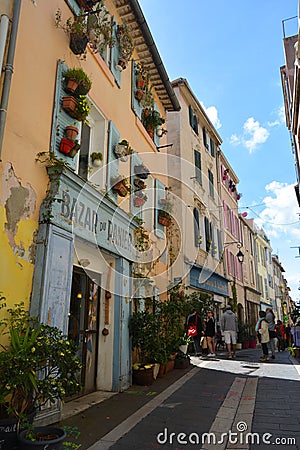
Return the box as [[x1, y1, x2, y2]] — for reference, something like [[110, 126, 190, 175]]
[[131, 152, 144, 220], [193, 115, 199, 135], [193, 208, 200, 247], [223, 202, 228, 228], [189, 105, 194, 128], [208, 170, 214, 198], [204, 216, 210, 252], [155, 178, 166, 238], [153, 103, 160, 147], [203, 127, 208, 148], [50, 60, 78, 171], [131, 60, 143, 119], [217, 229, 222, 260], [194, 149, 202, 184], [210, 138, 215, 157], [65, 0, 81, 15], [110, 23, 121, 87], [226, 249, 232, 275], [210, 222, 214, 255], [107, 120, 120, 202]]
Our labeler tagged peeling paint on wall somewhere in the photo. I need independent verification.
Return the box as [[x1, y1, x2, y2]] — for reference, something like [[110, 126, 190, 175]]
[[1, 163, 37, 259]]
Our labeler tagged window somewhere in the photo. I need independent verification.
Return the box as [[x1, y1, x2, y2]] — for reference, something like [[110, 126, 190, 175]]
[[189, 106, 199, 135], [76, 104, 107, 188], [204, 216, 211, 252], [210, 138, 215, 157], [208, 169, 214, 198], [194, 150, 202, 185]]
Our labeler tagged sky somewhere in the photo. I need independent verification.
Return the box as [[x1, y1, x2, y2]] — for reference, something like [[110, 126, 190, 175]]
[[139, 0, 300, 302]]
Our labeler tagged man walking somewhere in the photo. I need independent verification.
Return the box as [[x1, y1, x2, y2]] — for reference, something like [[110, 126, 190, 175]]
[[221, 305, 238, 358], [266, 308, 276, 359]]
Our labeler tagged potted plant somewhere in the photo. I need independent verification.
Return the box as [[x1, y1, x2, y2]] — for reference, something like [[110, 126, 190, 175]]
[[59, 137, 76, 155], [134, 192, 147, 207], [111, 175, 131, 197], [133, 178, 146, 190], [134, 164, 150, 180], [116, 23, 134, 71], [158, 210, 171, 227], [65, 125, 79, 141], [0, 301, 82, 449], [64, 67, 92, 96], [178, 333, 193, 354], [90, 152, 103, 167], [142, 108, 165, 139], [55, 4, 114, 56], [62, 95, 90, 123], [77, 0, 98, 12], [114, 140, 132, 162]]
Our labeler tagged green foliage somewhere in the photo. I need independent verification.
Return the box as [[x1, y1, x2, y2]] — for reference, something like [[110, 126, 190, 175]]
[[142, 109, 165, 131], [0, 300, 82, 422], [64, 68, 92, 95], [90, 152, 103, 162]]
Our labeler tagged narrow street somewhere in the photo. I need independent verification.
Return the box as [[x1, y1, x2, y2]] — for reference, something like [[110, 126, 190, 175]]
[[58, 349, 300, 450]]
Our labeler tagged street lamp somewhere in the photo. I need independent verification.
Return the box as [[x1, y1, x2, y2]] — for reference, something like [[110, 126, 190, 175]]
[[224, 241, 244, 263]]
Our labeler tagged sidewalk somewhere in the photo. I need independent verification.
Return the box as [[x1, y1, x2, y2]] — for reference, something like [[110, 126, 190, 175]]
[[57, 348, 300, 450]]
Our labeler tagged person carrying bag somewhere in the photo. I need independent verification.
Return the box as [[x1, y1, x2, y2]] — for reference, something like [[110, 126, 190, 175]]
[[187, 310, 202, 356]]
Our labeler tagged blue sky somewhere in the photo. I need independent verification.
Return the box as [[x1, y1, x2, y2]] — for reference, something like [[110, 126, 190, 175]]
[[139, 0, 300, 302]]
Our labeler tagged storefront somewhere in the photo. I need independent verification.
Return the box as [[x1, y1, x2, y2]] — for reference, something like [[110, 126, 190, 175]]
[[31, 166, 136, 421]]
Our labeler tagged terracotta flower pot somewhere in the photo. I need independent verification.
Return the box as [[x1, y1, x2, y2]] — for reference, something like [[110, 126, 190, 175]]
[[165, 360, 175, 373], [158, 215, 170, 227], [62, 96, 78, 116], [65, 126, 79, 141], [157, 364, 166, 378], [147, 127, 154, 139], [59, 138, 75, 155], [134, 197, 146, 207], [136, 77, 145, 89], [65, 79, 79, 95], [135, 89, 144, 101], [112, 181, 128, 197]]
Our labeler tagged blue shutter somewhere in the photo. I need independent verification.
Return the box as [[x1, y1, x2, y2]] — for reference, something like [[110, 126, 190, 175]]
[[110, 23, 121, 87], [51, 60, 78, 171], [107, 120, 120, 202], [130, 152, 144, 220], [155, 178, 165, 239], [217, 229, 222, 260], [131, 60, 143, 119], [65, 0, 81, 15], [153, 103, 160, 147], [193, 208, 200, 247]]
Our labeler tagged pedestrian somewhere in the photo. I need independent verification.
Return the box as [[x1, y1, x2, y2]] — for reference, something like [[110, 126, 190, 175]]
[[275, 320, 285, 351], [205, 310, 216, 357], [187, 310, 202, 356], [285, 323, 292, 348], [220, 305, 238, 358], [265, 308, 276, 359], [258, 311, 270, 362]]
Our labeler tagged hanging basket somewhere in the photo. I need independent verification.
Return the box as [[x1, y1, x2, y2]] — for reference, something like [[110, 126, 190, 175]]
[[69, 33, 88, 55]]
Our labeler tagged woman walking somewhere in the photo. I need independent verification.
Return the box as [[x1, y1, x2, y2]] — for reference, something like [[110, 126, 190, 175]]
[[258, 311, 270, 362], [205, 310, 216, 357]]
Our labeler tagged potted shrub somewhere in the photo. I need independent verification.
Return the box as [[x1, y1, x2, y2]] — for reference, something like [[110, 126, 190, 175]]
[[90, 152, 103, 167], [0, 301, 82, 449], [55, 9, 88, 55], [178, 333, 193, 354], [114, 140, 132, 162], [64, 67, 92, 96], [116, 23, 133, 71], [62, 95, 90, 123]]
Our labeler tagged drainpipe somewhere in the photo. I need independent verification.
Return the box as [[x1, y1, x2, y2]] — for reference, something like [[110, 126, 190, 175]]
[[0, 0, 21, 161], [0, 14, 10, 76]]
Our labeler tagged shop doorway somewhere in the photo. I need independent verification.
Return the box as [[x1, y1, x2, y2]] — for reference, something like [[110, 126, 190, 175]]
[[68, 267, 101, 394]]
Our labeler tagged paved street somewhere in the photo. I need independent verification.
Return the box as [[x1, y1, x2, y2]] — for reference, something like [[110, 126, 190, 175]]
[[58, 348, 300, 450]]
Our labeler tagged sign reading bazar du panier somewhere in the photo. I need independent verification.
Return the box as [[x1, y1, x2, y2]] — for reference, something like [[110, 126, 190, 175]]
[[49, 170, 137, 261], [190, 265, 229, 297]]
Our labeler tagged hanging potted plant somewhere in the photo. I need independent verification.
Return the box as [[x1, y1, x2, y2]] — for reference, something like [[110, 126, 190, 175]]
[[77, 0, 98, 12], [55, 9, 88, 56], [158, 210, 171, 227], [134, 192, 147, 207], [59, 138, 80, 157], [114, 140, 132, 162], [111, 175, 131, 197], [65, 124, 79, 141], [62, 95, 90, 122], [134, 164, 150, 180], [0, 301, 82, 450], [116, 23, 133, 71], [142, 109, 165, 140], [64, 67, 92, 96], [90, 151, 103, 167], [135, 89, 144, 102], [134, 178, 146, 190]]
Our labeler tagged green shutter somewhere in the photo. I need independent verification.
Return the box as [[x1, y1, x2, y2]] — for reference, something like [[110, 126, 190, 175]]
[[50, 60, 78, 171], [155, 178, 165, 239], [193, 115, 199, 135], [189, 105, 194, 128], [110, 23, 121, 87], [210, 138, 215, 157], [204, 216, 210, 252], [131, 60, 143, 119], [193, 208, 200, 247], [107, 120, 120, 202], [65, 0, 81, 15], [194, 149, 202, 185], [203, 127, 208, 148]]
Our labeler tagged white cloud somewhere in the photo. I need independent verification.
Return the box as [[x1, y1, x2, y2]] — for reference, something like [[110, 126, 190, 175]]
[[230, 117, 269, 154], [267, 105, 286, 127], [200, 102, 222, 129]]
